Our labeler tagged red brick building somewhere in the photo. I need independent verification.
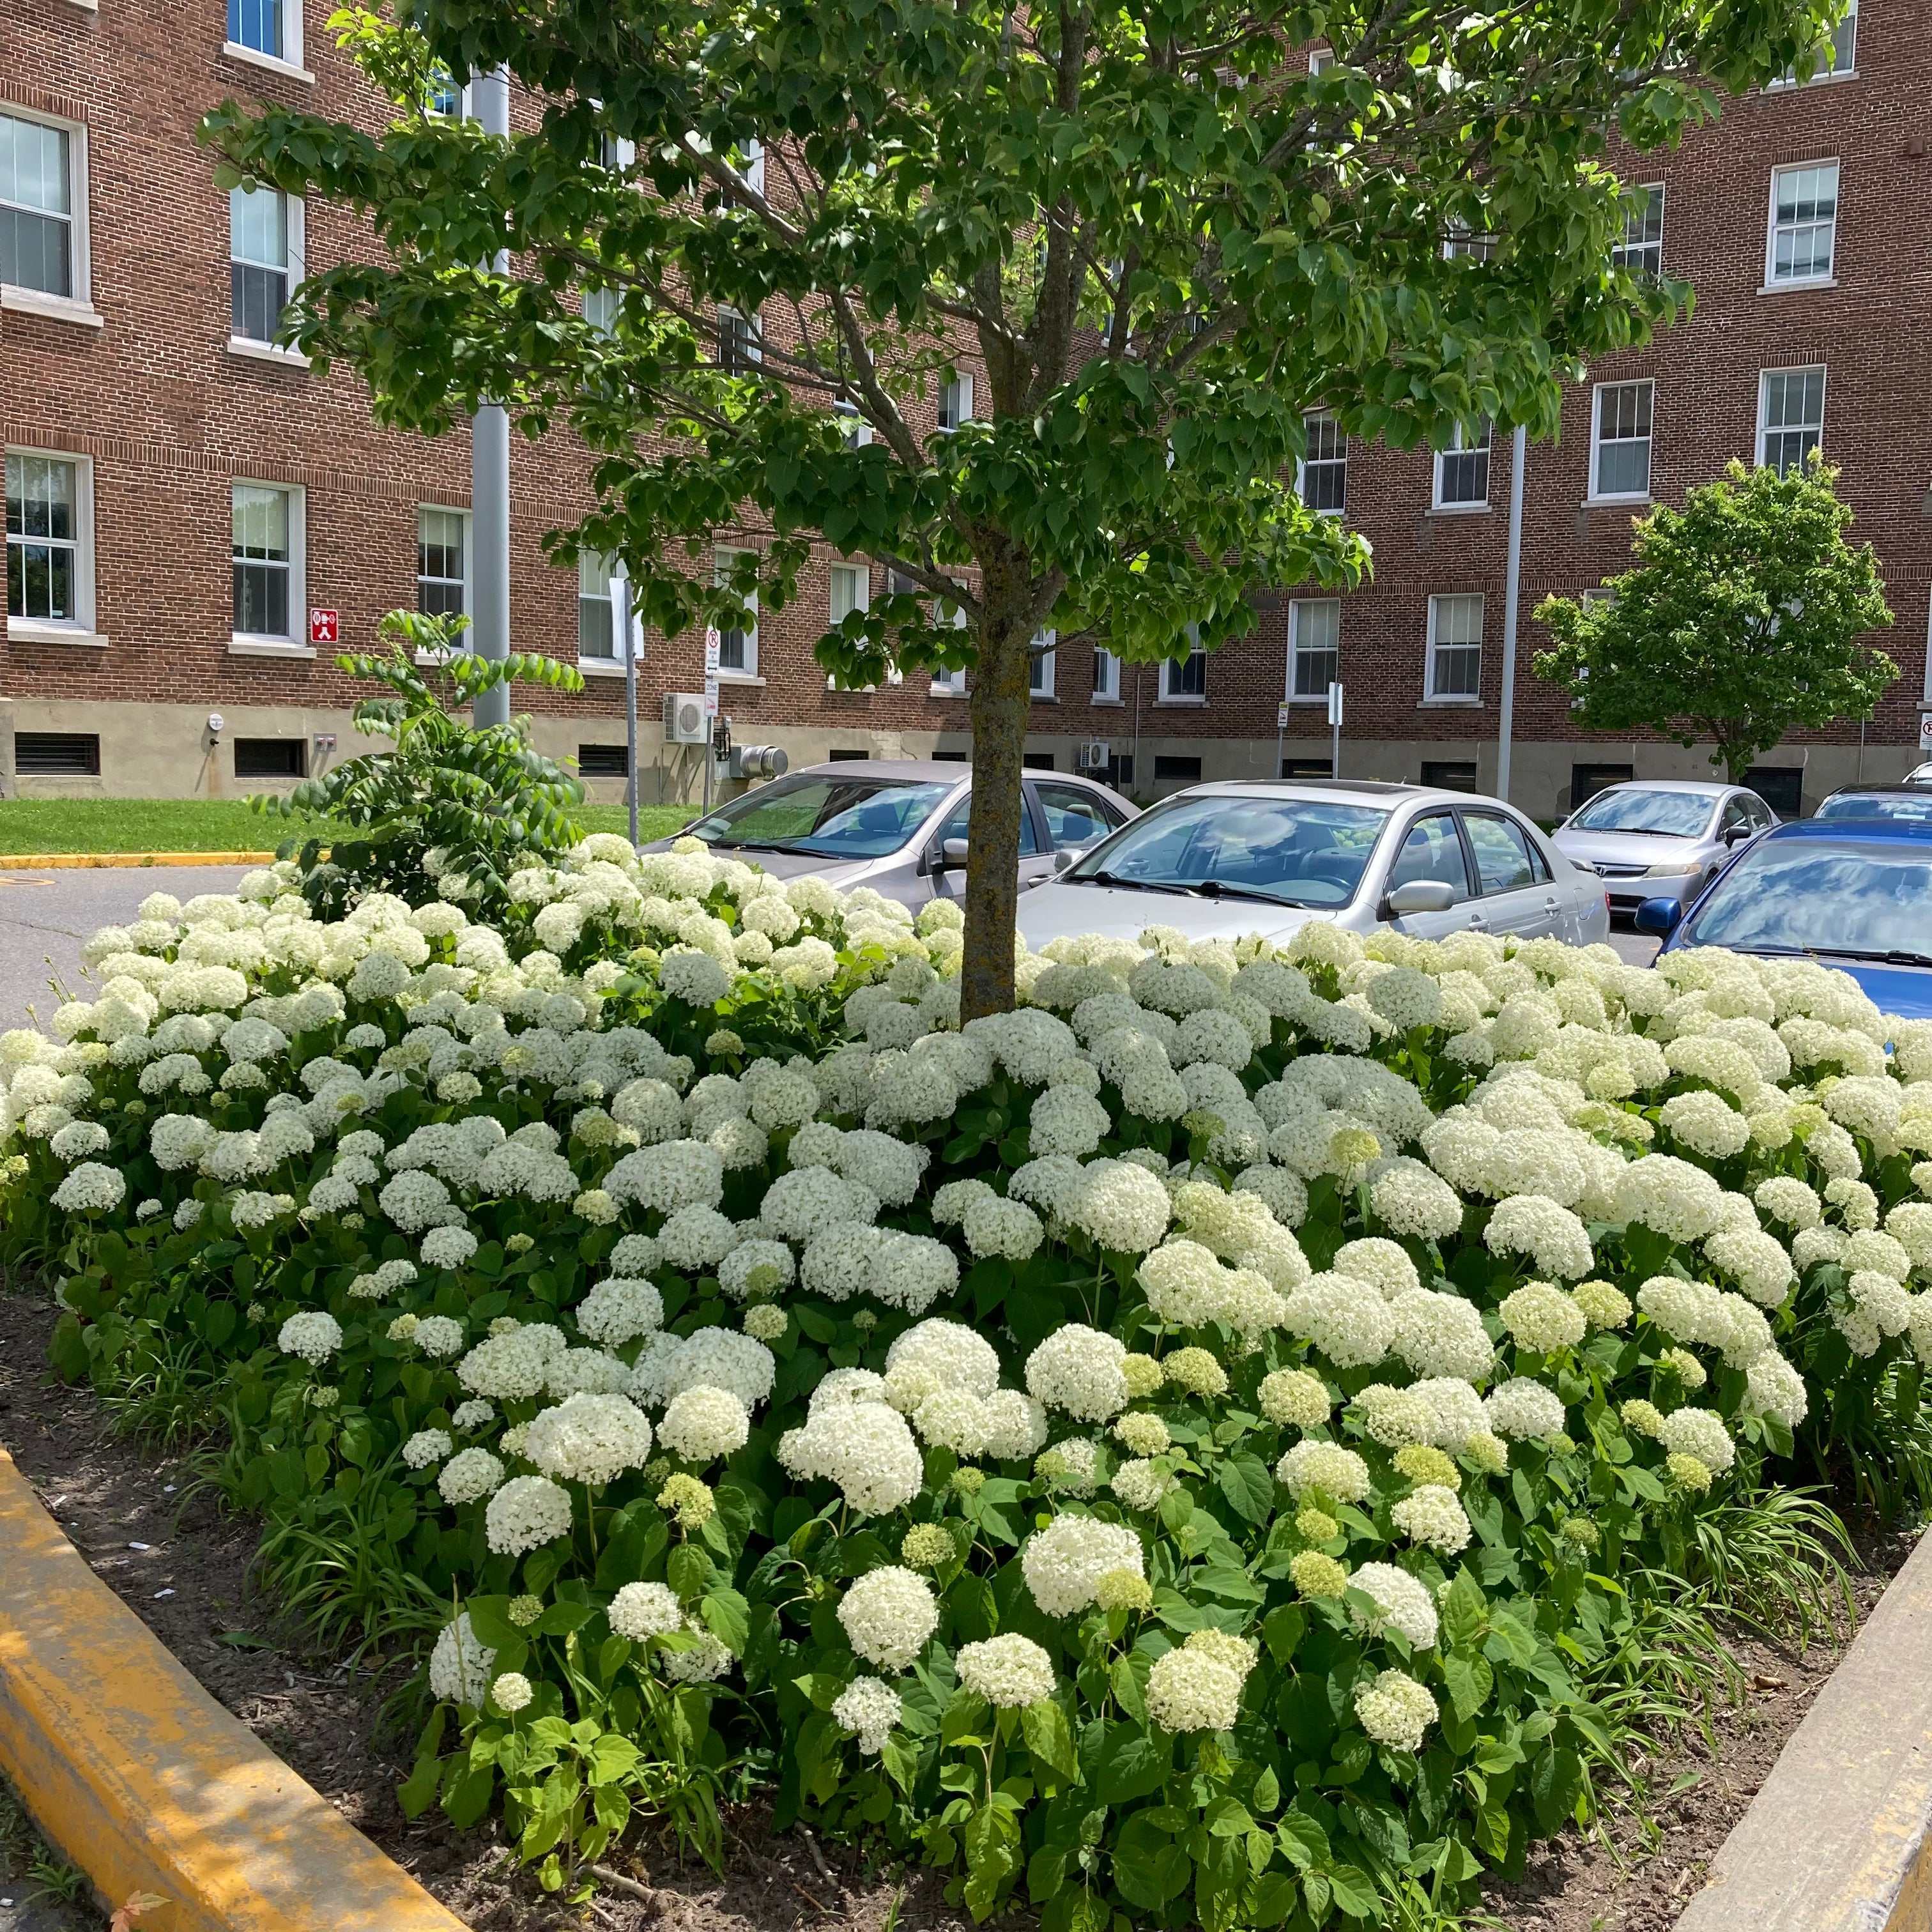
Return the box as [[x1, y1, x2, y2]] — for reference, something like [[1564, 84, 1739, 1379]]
[[3, 0, 1917, 815]]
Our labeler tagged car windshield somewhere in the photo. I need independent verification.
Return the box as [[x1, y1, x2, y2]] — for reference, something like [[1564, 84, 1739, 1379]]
[[684, 774, 954, 858], [1568, 788, 1715, 836], [1816, 792, 1932, 824], [1682, 836, 1932, 957], [1067, 795, 1389, 908]]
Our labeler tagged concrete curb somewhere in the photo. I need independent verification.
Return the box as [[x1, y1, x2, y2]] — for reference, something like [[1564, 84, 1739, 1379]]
[[1676, 1524, 1932, 1931], [0, 1446, 466, 1932], [0, 853, 276, 870]]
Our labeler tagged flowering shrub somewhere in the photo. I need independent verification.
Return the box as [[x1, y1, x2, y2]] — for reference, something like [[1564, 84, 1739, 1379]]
[[6, 855, 1930, 1919]]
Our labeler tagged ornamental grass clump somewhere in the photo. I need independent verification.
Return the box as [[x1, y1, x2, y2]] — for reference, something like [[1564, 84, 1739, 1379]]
[[8, 857, 1931, 1919]]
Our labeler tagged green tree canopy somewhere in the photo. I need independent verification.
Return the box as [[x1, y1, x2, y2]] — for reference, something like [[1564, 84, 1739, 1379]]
[[1535, 454, 1896, 784], [205, 0, 1840, 1013]]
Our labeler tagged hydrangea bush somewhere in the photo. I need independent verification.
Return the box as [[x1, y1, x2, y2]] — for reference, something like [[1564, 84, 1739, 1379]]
[[8, 839, 1931, 1921]]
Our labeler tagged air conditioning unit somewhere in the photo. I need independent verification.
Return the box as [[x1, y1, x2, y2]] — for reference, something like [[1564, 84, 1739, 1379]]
[[663, 692, 710, 744], [1077, 739, 1111, 770]]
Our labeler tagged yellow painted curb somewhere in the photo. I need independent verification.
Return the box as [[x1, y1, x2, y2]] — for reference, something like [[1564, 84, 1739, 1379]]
[[0, 852, 278, 868], [0, 1446, 468, 1932]]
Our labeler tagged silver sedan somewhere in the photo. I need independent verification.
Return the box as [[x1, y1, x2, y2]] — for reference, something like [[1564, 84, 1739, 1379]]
[[1551, 779, 1776, 921], [1015, 779, 1609, 949], [650, 760, 1136, 908]]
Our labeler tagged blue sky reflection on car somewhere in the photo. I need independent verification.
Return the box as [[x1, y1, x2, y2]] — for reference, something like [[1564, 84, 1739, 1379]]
[[1814, 791, 1932, 825], [1567, 788, 1717, 836], [1679, 836, 1932, 963], [684, 774, 954, 859], [1066, 795, 1390, 908]]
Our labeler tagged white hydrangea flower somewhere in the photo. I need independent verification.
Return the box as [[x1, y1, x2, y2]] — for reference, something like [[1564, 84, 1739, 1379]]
[[1483, 1377, 1567, 1442], [402, 1428, 452, 1470], [779, 1400, 924, 1516], [838, 1567, 939, 1671], [429, 1613, 495, 1703], [1020, 1514, 1144, 1617], [278, 1310, 342, 1365], [1655, 1405, 1735, 1475], [1390, 1483, 1471, 1553], [1485, 1194, 1593, 1280], [885, 1319, 1002, 1400], [1349, 1562, 1439, 1649], [485, 1474, 575, 1555], [609, 1581, 685, 1640], [51, 1162, 127, 1213], [1498, 1282, 1587, 1353], [832, 1676, 903, 1755], [1025, 1324, 1130, 1422], [957, 1634, 1055, 1708], [1354, 1669, 1437, 1751], [1146, 1645, 1241, 1733], [438, 1448, 505, 1505], [576, 1276, 666, 1347], [523, 1393, 655, 1485], [657, 1384, 751, 1463]]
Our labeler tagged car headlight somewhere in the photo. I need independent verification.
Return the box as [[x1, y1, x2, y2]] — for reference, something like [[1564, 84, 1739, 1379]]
[[1643, 861, 1700, 878]]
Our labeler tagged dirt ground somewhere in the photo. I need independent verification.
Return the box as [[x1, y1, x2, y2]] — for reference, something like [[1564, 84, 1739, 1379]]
[[0, 1277, 1911, 1932]]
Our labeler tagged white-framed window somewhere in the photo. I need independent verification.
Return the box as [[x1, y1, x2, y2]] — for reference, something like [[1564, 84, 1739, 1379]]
[[1092, 646, 1119, 703], [737, 137, 765, 198], [829, 561, 869, 625], [7, 448, 95, 637], [1298, 410, 1347, 514], [1759, 366, 1825, 475], [229, 184, 302, 345], [1613, 183, 1665, 276], [1307, 47, 1335, 75], [1426, 593, 1483, 701], [834, 397, 871, 448], [931, 601, 967, 694], [1591, 379, 1653, 500], [1289, 598, 1340, 698], [583, 285, 618, 335], [937, 372, 974, 433], [1434, 418, 1491, 508], [1443, 221, 1497, 261], [578, 551, 616, 660], [714, 547, 758, 675], [417, 507, 470, 618], [427, 67, 470, 119], [1776, 0, 1856, 83], [226, 0, 305, 75], [1161, 625, 1207, 702], [717, 305, 761, 374], [1029, 627, 1055, 698], [1, 109, 89, 312], [231, 481, 303, 643], [1767, 161, 1839, 286]]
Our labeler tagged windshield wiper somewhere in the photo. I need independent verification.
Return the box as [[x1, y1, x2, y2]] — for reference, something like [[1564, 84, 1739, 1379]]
[[1073, 870, 1194, 896], [1806, 947, 1932, 970], [1577, 825, 1683, 838], [1181, 880, 1316, 908]]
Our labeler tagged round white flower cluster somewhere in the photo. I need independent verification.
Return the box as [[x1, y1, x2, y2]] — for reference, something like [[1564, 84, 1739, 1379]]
[[484, 1474, 575, 1556], [838, 1567, 939, 1671], [523, 1393, 655, 1485], [608, 1581, 685, 1640], [832, 1676, 903, 1754], [1354, 1669, 1437, 1751], [277, 1310, 342, 1365], [657, 1384, 751, 1462], [1020, 1513, 1145, 1617], [429, 1612, 494, 1704], [956, 1634, 1056, 1708]]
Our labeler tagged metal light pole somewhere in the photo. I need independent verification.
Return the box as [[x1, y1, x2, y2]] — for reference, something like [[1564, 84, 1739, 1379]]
[[613, 565, 640, 846], [470, 67, 513, 725], [1496, 422, 1528, 803]]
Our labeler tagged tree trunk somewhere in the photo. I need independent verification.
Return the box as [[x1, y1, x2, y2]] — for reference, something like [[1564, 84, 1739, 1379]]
[[958, 572, 1036, 1022]]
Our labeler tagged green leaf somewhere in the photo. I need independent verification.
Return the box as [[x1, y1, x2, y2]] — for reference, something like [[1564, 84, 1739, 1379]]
[[1275, 1809, 1331, 1873], [1324, 1863, 1379, 1922], [1443, 1651, 1494, 1722], [1111, 1814, 1190, 1912], [1216, 1451, 1276, 1524], [1022, 1698, 1079, 1784], [700, 1587, 751, 1655], [1096, 1724, 1167, 1805]]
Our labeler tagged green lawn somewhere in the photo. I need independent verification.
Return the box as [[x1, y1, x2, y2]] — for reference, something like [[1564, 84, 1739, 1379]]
[[0, 799, 694, 855]]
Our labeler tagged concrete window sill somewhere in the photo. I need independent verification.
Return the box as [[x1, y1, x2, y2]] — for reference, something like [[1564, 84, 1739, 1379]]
[[1418, 696, 1484, 709], [1155, 697, 1208, 708], [9, 620, 108, 648], [1583, 494, 1652, 510], [1758, 277, 1838, 295], [1089, 696, 1124, 707], [228, 335, 311, 369], [222, 41, 316, 84], [1428, 502, 1491, 517], [578, 659, 631, 678], [714, 671, 765, 686], [231, 637, 317, 659], [1, 287, 103, 328]]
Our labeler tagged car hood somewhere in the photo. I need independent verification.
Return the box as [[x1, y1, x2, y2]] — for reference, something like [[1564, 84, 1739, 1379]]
[[1552, 829, 1705, 870], [1015, 882, 1329, 947]]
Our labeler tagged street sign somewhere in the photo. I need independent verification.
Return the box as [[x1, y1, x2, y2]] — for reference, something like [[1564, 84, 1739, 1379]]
[[703, 675, 720, 719], [1326, 682, 1344, 728], [1919, 713, 1932, 751], [309, 609, 339, 645], [703, 627, 721, 676], [1277, 701, 1292, 731]]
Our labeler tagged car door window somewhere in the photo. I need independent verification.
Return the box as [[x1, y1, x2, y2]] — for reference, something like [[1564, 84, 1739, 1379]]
[[1721, 798, 1751, 836], [939, 791, 1039, 855], [1034, 781, 1121, 850], [1523, 830, 1552, 884], [1745, 793, 1775, 827], [1386, 813, 1473, 901], [1461, 812, 1537, 895]]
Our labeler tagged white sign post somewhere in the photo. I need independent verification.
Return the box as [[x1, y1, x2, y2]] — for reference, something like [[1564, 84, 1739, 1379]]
[[1326, 681, 1344, 780]]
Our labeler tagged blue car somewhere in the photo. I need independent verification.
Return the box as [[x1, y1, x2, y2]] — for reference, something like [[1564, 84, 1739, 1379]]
[[1636, 818, 1932, 1018]]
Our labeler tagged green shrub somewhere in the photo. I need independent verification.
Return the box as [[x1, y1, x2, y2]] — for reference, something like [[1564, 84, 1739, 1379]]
[[6, 850, 1926, 1921]]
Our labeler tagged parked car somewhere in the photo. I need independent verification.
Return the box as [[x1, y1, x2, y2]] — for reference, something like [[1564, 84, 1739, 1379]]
[[1014, 779, 1610, 949], [1814, 785, 1932, 824], [1901, 763, 1932, 786], [1551, 779, 1776, 921], [651, 760, 1135, 908], [1637, 819, 1932, 1018]]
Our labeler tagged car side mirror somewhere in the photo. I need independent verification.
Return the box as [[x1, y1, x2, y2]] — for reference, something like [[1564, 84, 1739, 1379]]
[[1053, 850, 1073, 873], [1634, 895, 1684, 935], [1723, 824, 1750, 847], [939, 838, 970, 869], [1383, 880, 1457, 917]]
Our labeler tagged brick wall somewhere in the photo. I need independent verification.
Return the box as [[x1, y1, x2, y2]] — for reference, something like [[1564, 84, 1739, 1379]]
[[4, 0, 1923, 811]]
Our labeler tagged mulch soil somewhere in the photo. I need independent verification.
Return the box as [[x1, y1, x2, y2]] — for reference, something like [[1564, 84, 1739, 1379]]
[[0, 1276, 1914, 1932]]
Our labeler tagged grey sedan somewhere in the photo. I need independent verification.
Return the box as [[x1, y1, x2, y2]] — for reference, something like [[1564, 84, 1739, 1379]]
[[1551, 779, 1776, 920], [654, 760, 1136, 908], [1015, 779, 1609, 950]]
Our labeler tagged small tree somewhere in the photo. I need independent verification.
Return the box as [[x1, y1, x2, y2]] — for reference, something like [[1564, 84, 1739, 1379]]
[[1535, 454, 1896, 783], [206, 0, 1840, 1013], [254, 609, 588, 918]]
